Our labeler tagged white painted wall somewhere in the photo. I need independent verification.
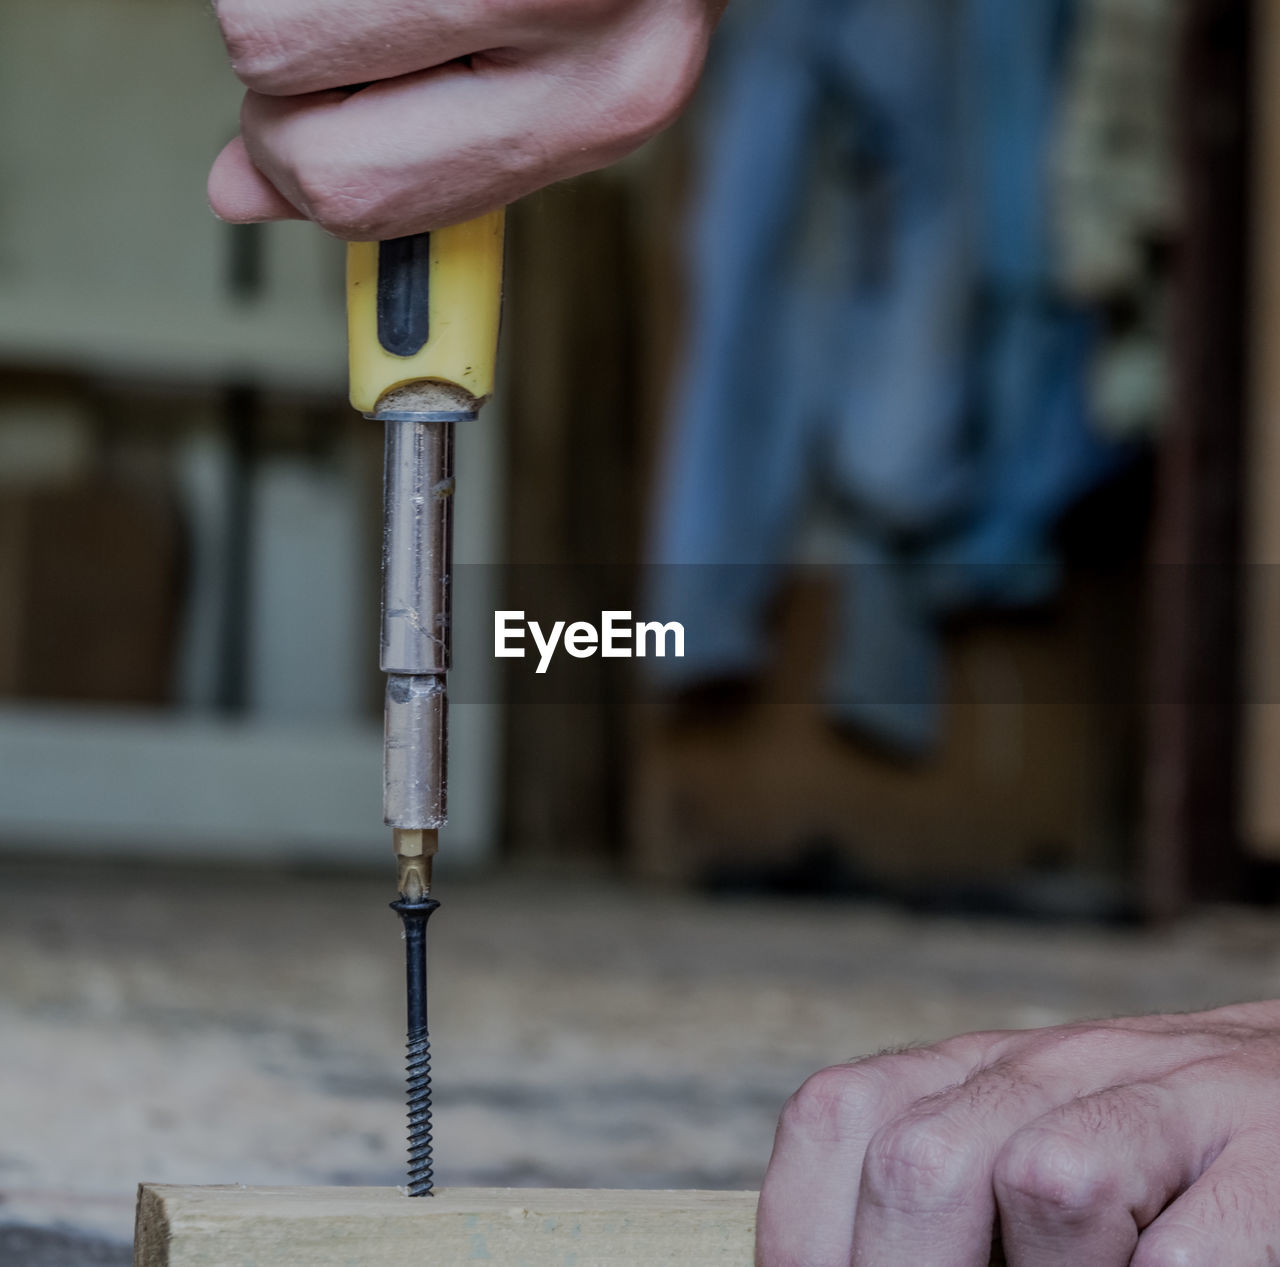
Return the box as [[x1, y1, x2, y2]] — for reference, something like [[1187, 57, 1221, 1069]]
[[0, 0, 345, 388]]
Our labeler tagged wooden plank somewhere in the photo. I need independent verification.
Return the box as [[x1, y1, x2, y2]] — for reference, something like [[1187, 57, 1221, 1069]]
[[133, 1186, 758, 1267]]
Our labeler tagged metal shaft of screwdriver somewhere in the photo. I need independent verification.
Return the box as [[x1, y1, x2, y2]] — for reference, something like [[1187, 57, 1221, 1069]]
[[379, 396, 472, 1196]]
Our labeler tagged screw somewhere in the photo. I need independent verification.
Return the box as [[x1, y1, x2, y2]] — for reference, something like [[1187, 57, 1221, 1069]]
[[390, 895, 440, 1196]]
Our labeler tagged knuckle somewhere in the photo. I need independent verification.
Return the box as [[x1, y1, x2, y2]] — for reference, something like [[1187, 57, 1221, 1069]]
[[1133, 1161, 1278, 1267], [580, 20, 708, 159], [634, 74, 697, 141], [862, 1115, 979, 1211], [994, 1128, 1115, 1219], [622, 39, 704, 139], [291, 164, 383, 239], [1131, 1227, 1214, 1267], [933, 1030, 1003, 1064], [216, 1, 296, 94], [780, 1064, 882, 1146]]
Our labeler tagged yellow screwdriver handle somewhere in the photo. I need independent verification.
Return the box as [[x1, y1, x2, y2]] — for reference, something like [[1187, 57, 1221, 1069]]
[[346, 209, 506, 415]]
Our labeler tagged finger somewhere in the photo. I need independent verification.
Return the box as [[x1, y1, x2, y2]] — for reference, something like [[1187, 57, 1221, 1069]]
[[207, 135, 303, 223], [993, 1078, 1219, 1267], [225, 52, 679, 238], [849, 1062, 1079, 1267], [848, 1023, 1242, 1267], [1131, 1130, 1280, 1267], [213, 0, 576, 97], [755, 1039, 988, 1267], [235, 69, 528, 237]]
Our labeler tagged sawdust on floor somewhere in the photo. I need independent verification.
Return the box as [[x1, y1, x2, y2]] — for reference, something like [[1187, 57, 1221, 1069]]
[[3, 858, 1280, 1258]]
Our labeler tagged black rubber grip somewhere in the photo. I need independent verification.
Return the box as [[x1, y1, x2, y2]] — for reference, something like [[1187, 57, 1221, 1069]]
[[377, 232, 432, 357]]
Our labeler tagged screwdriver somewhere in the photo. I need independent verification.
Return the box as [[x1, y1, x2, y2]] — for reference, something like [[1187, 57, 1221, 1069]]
[[346, 212, 506, 1195]]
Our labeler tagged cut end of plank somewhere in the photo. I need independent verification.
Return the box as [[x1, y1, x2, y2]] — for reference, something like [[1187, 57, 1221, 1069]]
[[134, 1185, 760, 1267], [133, 1184, 171, 1267]]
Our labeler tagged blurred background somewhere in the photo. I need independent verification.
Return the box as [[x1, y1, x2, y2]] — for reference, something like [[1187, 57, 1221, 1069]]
[[4, 0, 1280, 1262]]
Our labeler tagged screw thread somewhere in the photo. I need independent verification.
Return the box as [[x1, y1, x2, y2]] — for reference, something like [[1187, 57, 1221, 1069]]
[[405, 1028, 435, 1195]]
